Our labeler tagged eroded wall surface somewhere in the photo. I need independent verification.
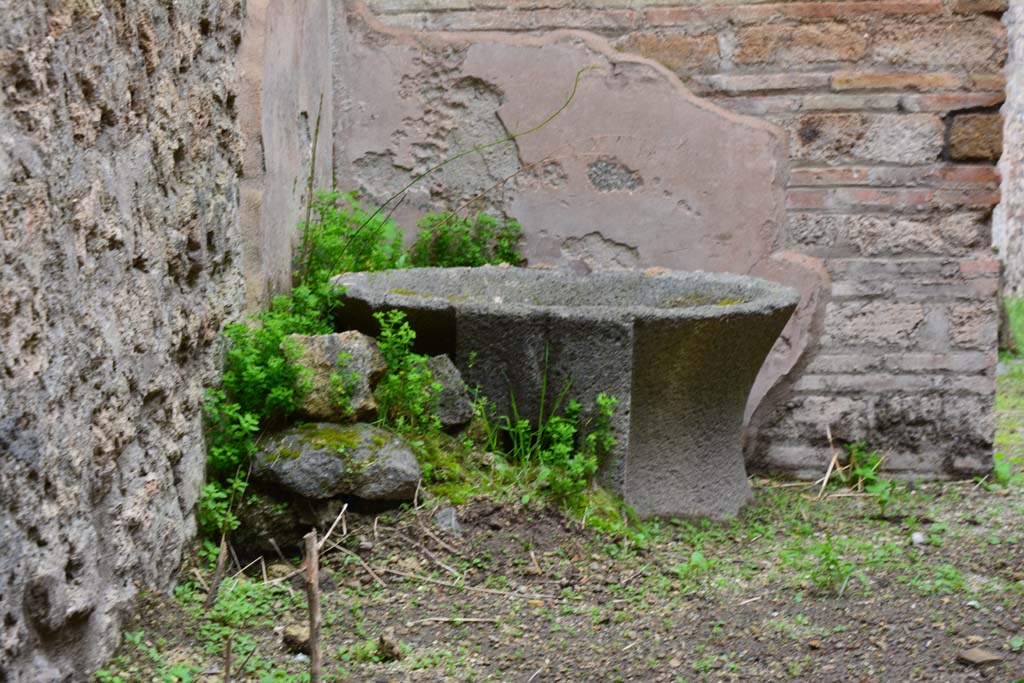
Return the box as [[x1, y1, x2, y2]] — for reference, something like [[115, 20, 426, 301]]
[[1002, 2, 1024, 295], [0, 2, 244, 679], [238, 0, 334, 310], [349, 0, 1003, 478]]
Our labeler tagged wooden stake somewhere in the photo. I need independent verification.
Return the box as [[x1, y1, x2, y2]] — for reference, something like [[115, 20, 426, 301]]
[[223, 634, 233, 683], [303, 530, 322, 683], [205, 533, 229, 609]]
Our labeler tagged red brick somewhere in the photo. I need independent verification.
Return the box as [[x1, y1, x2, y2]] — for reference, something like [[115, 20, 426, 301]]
[[899, 92, 1005, 112], [970, 73, 1007, 91], [960, 258, 1001, 278], [786, 188, 829, 210], [789, 167, 871, 186], [951, 0, 1009, 14], [714, 93, 902, 115], [788, 164, 999, 188], [842, 187, 937, 208], [927, 164, 1000, 186], [689, 72, 831, 94], [786, 187, 998, 211], [831, 71, 963, 91], [645, 1, 942, 26], [615, 32, 720, 75], [734, 23, 867, 65]]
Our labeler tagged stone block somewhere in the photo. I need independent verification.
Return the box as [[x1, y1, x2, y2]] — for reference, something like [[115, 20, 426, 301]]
[[336, 266, 798, 520], [615, 32, 720, 74], [783, 112, 944, 164], [948, 113, 1003, 162], [846, 213, 985, 256], [426, 354, 474, 430], [871, 18, 1007, 70], [820, 301, 926, 348], [287, 332, 387, 423], [949, 302, 999, 349], [734, 23, 868, 65]]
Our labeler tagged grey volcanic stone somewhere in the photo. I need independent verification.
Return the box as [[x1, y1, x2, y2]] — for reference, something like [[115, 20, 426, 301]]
[[427, 355, 474, 430], [287, 332, 387, 422], [254, 423, 421, 502], [334, 266, 797, 520], [434, 505, 463, 538]]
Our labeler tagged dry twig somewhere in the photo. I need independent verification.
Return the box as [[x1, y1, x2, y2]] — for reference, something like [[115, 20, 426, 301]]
[[318, 503, 349, 551], [323, 539, 387, 588], [817, 426, 841, 500], [384, 568, 553, 601], [398, 532, 462, 579], [405, 616, 498, 627]]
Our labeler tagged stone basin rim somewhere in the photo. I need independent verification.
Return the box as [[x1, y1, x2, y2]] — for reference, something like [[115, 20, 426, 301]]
[[332, 266, 799, 323]]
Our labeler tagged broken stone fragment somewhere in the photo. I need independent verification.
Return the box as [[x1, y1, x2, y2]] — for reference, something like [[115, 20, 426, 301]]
[[254, 423, 421, 502], [282, 624, 311, 654], [377, 629, 403, 661], [285, 331, 386, 422], [433, 505, 463, 538], [426, 354, 474, 430], [957, 647, 1003, 666]]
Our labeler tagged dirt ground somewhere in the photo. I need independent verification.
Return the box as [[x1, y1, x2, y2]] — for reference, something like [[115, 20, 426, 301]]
[[99, 371, 1024, 683]]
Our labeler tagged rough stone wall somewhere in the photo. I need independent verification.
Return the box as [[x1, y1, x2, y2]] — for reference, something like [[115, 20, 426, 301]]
[[355, 0, 1003, 478], [1001, 2, 1024, 295], [0, 2, 244, 680]]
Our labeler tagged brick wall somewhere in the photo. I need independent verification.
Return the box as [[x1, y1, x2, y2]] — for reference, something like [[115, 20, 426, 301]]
[[364, 0, 1005, 478]]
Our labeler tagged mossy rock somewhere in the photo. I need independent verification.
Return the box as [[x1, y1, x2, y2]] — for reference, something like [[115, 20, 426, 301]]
[[285, 331, 386, 423], [253, 423, 421, 501]]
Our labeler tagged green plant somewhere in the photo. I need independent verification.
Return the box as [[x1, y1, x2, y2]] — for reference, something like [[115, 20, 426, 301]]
[[672, 550, 717, 592], [994, 452, 1023, 487], [330, 351, 361, 418], [99, 631, 199, 683], [220, 287, 334, 425], [1003, 296, 1024, 355], [296, 190, 405, 286], [838, 442, 883, 490], [373, 310, 441, 433], [910, 563, 967, 595], [409, 212, 522, 267], [808, 535, 858, 596], [834, 441, 901, 516]]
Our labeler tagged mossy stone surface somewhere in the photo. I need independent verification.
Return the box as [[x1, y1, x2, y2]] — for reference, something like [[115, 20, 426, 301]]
[[253, 422, 421, 501]]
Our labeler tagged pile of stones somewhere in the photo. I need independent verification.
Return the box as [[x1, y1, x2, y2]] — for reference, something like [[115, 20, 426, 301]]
[[237, 331, 472, 552]]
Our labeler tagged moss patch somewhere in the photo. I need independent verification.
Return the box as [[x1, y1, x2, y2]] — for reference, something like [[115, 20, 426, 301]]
[[297, 424, 364, 452]]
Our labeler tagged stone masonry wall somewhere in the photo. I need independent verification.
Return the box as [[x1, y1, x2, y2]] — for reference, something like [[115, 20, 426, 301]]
[[0, 2, 244, 680], [359, 0, 1005, 478]]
